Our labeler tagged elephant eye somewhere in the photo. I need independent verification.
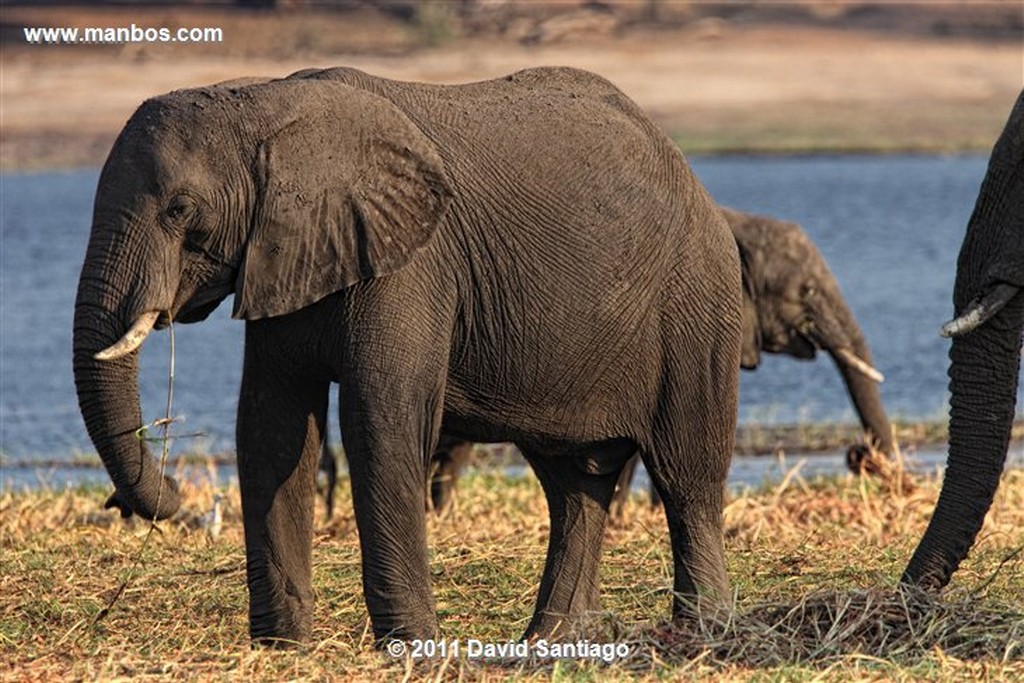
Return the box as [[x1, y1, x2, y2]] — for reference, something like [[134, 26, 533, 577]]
[[801, 283, 818, 299], [164, 195, 196, 224]]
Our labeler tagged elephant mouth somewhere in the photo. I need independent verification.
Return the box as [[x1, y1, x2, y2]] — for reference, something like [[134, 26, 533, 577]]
[[154, 311, 173, 330], [764, 332, 817, 360], [175, 299, 225, 324], [803, 327, 886, 382], [791, 333, 818, 359], [162, 279, 236, 327], [95, 279, 236, 359]]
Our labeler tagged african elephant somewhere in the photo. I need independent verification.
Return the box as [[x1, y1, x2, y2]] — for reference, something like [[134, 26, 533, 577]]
[[902, 90, 1024, 590], [726, 206, 894, 463], [74, 66, 742, 644], [409, 206, 892, 515]]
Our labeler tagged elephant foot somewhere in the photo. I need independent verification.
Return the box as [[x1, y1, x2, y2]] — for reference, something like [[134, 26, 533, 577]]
[[670, 584, 733, 628], [369, 614, 438, 645], [429, 474, 457, 513], [249, 612, 312, 648], [248, 578, 315, 647], [365, 590, 438, 644], [522, 609, 585, 642], [251, 633, 306, 649]]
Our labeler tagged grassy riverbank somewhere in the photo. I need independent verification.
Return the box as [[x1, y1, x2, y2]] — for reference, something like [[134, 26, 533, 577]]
[[8, 417, 1023, 473], [2, 3, 1020, 171], [2, 458, 1021, 681]]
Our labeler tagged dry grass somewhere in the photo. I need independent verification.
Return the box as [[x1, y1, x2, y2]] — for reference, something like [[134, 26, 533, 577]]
[[2, 456, 1022, 681]]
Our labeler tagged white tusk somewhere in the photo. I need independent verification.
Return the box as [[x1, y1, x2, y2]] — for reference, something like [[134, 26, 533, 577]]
[[941, 283, 1021, 338], [835, 348, 885, 383], [94, 311, 160, 361]]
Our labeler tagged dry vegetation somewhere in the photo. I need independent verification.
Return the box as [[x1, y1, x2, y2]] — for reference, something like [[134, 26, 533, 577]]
[[3, 3, 1023, 680], [2, 454, 1021, 681]]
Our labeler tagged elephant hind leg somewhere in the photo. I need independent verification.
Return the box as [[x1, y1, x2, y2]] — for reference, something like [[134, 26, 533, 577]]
[[429, 439, 473, 514], [643, 336, 738, 619], [643, 409, 733, 619], [318, 426, 338, 521], [521, 441, 631, 640]]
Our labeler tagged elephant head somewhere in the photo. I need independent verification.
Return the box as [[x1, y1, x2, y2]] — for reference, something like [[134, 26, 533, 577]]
[[724, 207, 895, 457], [74, 78, 451, 519], [903, 91, 1024, 590]]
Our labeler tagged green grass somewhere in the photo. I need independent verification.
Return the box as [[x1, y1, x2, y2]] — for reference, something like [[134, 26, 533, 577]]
[[2, 460, 1022, 681], [670, 98, 1010, 157]]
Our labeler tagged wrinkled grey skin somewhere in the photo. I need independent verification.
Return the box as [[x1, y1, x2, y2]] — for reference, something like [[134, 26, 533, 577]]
[[407, 206, 894, 515], [74, 66, 741, 645], [317, 424, 467, 518], [903, 91, 1024, 590]]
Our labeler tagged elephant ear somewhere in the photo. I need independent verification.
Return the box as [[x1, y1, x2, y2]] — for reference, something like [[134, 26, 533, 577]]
[[233, 83, 453, 320], [736, 239, 763, 369]]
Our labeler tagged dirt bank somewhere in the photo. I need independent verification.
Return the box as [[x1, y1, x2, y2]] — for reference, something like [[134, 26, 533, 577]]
[[1, 4, 1021, 171]]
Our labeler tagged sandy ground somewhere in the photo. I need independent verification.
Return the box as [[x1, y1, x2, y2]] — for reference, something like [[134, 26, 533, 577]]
[[1, 6, 1021, 170]]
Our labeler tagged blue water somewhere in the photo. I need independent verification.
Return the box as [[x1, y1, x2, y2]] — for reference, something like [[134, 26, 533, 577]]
[[2, 155, 1019, 466]]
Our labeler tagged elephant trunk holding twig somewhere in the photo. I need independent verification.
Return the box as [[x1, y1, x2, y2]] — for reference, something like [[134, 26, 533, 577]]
[[74, 66, 741, 645], [903, 90, 1024, 590], [412, 206, 894, 515]]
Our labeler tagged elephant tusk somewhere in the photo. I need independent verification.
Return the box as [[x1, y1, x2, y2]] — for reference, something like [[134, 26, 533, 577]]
[[941, 283, 1021, 338], [835, 348, 885, 383], [94, 311, 160, 361]]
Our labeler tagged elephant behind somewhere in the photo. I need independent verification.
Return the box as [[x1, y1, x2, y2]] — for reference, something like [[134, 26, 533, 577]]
[[74, 66, 742, 644], [726, 206, 895, 471], [400, 206, 893, 515]]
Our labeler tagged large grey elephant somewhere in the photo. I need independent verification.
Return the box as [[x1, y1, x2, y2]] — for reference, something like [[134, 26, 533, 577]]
[[73, 66, 742, 644], [413, 206, 893, 514], [903, 90, 1024, 590]]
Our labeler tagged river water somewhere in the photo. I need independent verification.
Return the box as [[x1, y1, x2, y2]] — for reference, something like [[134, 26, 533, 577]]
[[2, 155, 1022, 489]]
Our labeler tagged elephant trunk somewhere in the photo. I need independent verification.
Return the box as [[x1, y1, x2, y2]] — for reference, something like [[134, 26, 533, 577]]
[[815, 298, 896, 455], [903, 290, 1023, 589], [904, 90, 1024, 589], [73, 252, 181, 521], [830, 340, 895, 456]]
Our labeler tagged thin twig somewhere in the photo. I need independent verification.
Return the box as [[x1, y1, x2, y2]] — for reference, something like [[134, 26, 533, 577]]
[[971, 544, 1024, 597], [86, 317, 175, 634]]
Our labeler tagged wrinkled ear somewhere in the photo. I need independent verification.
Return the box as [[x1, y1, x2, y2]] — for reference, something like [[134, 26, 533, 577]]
[[737, 241, 762, 369], [234, 82, 453, 320], [740, 287, 762, 369]]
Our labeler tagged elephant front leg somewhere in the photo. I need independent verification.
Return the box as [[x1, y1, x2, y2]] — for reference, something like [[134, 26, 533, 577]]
[[342, 394, 442, 642], [237, 348, 329, 645]]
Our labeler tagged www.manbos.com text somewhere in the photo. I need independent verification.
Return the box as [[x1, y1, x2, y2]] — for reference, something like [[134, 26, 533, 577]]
[[23, 24, 224, 45]]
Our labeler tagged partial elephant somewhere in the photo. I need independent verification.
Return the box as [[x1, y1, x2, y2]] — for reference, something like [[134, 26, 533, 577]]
[[317, 423, 470, 518], [74, 66, 742, 645], [902, 90, 1024, 590], [727, 206, 895, 470], [403, 206, 893, 515]]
